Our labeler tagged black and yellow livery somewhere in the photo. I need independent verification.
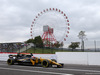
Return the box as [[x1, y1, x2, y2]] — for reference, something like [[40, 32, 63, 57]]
[[7, 53, 64, 68]]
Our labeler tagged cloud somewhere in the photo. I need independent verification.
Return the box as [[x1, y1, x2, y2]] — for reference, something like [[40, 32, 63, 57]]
[[0, 0, 100, 48]]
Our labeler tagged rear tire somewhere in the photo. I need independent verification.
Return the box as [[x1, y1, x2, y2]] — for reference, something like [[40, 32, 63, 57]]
[[7, 59, 14, 65]]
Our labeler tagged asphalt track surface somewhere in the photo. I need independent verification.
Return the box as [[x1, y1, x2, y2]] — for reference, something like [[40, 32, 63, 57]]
[[0, 61, 100, 75]]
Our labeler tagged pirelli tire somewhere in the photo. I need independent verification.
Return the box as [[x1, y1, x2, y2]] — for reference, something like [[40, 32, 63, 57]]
[[41, 60, 50, 68], [7, 59, 15, 65]]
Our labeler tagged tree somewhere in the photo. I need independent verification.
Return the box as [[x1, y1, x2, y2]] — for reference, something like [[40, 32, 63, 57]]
[[54, 41, 64, 48], [78, 31, 86, 51], [34, 36, 43, 48], [54, 41, 61, 48], [26, 36, 43, 48], [43, 39, 51, 47], [60, 42, 64, 48], [69, 42, 80, 51], [25, 39, 34, 43]]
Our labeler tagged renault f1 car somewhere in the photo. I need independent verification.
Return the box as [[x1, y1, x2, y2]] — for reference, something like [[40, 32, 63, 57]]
[[7, 53, 64, 68]]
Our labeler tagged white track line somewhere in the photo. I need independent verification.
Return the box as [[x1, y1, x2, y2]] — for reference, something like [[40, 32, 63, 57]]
[[59, 68, 100, 73], [0, 67, 73, 75], [1, 63, 100, 73], [86, 73, 100, 75]]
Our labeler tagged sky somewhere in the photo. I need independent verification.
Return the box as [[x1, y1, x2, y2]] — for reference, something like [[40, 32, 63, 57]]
[[0, 0, 100, 48]]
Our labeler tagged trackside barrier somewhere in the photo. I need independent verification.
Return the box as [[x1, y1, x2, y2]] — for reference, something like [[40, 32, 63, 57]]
[[1, 52, 100, 66], [88, 53, 100, 65], [0, 53, 56, 61], [56, 52, 100, 66]]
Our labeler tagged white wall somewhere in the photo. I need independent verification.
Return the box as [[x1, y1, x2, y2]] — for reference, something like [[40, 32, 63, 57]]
[[56, 52, 88, 65], [56, 52, 100, 66], [88, 52, 100, 65]]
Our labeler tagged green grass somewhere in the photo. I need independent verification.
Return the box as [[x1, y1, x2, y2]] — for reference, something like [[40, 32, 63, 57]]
[[23, 48, 70, 54]]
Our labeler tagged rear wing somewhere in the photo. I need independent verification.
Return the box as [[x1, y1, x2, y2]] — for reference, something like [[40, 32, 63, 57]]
[[9, 55, 17, 58]]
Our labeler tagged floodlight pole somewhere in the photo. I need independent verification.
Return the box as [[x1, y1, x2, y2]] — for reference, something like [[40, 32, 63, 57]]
[[82, 40, 84, 52], [94, 40, 96, 52]]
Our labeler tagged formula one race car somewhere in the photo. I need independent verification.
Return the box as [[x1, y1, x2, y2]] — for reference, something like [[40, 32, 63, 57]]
[[7, 53, 64, 68]]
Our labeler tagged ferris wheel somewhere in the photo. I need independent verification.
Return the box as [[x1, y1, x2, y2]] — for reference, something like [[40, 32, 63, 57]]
[[30, 8, 70, 46]]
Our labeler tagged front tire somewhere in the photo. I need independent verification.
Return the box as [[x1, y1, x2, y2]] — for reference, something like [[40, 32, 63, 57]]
[[41, 60, 50, 68]]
